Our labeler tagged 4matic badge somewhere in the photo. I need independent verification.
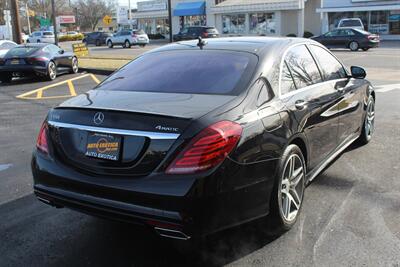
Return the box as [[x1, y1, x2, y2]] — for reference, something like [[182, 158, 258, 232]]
[[155, 125, 179, 132]]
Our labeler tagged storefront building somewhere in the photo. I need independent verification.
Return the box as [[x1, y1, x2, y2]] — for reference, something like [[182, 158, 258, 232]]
[[132, 0, 170, 36], [317, 0, 400, 39], [207, 0, 322, 37]]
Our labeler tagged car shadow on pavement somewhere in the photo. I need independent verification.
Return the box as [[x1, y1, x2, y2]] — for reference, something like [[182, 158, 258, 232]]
[[0, 194, 279, 267]]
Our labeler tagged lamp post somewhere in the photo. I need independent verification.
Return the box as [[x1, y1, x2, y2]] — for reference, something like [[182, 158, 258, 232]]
[[51, 0, 58, 45]]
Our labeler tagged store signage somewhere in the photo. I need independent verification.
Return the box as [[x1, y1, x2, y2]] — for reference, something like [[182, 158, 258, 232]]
[[117, 6, 129, 24], [369, 24, 389, 34], [56, 15, 75, 24], [137, 0, 167, 12]]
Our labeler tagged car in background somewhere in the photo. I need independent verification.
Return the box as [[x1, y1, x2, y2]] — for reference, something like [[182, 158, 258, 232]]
[[173, 26, 219, 41], [67, 31, 79, 36], [83, 32, 113, 46], [312, 28, 379, 51], [0, 40, 17, 58], [21, 33, 29, 43], [0, 43, 78, 83], [106, 29, 149, 48], [337, 18, 365, 31], [27, 31, 55, 44], [31, 37, 375, 242]]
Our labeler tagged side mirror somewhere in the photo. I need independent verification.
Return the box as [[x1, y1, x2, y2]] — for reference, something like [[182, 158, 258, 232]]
[[59, 49, 65, 54], [351, 66, 366, 79]]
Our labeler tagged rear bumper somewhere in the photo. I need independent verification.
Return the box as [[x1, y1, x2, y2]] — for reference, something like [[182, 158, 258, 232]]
[[364, 40, 380, 48], [0, 65, 47, 75], [32, 150, 276, 239]]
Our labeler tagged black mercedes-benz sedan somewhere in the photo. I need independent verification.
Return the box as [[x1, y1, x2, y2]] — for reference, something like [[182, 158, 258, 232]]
[[311, 28, 380, 51], [32, 37, 375, 241], [0, 43, 78, 83]]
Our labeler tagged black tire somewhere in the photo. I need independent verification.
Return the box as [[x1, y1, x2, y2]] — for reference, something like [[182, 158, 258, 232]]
[[107, 40, 113, 48], [362, 47, 370, 51], [46, 61, 57, 81], [349, 41, 359, 51], [95, 39, 100, 46], [37, 40, 40, 43], [70, 57, 79, 74], [27, 40, 30, 43], [0, 73, 12, 83], [269, 144, 306, 232], [124, 40, 131, 48], [139, 44, 146, 48], [357, 95, 375, 145]]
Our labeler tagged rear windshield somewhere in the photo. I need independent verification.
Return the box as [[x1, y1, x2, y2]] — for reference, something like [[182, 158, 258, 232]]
[[340, 20, 362, 27], [6, 47, 39, 57], [206, 28, 218, 33], [133, 30, 145, 35], [354, 29, 371, 35], [43, 32, 54, 36], [97, 50, 257, 95]]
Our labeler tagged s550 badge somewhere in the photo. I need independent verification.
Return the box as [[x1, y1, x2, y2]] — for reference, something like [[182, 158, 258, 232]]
[[155, 125, 179, 132]]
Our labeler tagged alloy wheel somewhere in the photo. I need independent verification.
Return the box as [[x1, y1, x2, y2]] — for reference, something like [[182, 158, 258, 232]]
[[48, 62, 56, 80], [350, 41, 359, 51], [365, 98, 375, 138], [72, 58, 78, 73], [279, 154, 305, 222]]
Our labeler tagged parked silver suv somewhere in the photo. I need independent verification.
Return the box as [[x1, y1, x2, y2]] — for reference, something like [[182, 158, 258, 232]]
[[106, 29, 150, 48]]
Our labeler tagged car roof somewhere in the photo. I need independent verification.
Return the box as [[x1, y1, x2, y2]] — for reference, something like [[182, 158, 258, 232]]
[[0, 40, 16, 45], [17, 43, 49, 48], [149, 36, 317, 56]]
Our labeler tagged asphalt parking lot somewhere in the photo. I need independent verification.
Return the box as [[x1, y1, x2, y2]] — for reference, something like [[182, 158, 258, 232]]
[[0, 44, 399, 267]]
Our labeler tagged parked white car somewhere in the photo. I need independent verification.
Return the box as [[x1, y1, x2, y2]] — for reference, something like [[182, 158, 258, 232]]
[[21, 33, 29, 43], [0, 40, 17, 57], [27, 31, 55, 43], [106, 29, 149, 48], [337, 18, 365, 31]]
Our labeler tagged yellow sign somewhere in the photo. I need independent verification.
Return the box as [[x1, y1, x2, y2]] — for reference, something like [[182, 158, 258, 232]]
[[72, 43, 89, 57], [103, 15, 112, 26], [28, 9, 35, 17]]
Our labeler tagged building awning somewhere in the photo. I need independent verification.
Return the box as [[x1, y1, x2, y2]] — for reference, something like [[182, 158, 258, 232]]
[[173, 1, 205, 16]]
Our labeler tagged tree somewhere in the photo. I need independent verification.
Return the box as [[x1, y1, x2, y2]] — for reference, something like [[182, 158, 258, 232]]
[[74, 0, 115, 31]]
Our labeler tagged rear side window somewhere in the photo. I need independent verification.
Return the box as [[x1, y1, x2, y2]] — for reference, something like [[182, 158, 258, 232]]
[[97, 50, 257, 95], [284, 45, 322, 90], [309, 45, 347, 81], [280, 61, 297, 94], [43, 32, 54, 36], [206, 28, 218, 33]]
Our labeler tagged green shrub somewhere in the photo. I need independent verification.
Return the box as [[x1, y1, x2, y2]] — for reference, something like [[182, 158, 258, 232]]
[[58, 33, 84, 42], [286, 33, 297, 37], [303, 31, 314, 38]]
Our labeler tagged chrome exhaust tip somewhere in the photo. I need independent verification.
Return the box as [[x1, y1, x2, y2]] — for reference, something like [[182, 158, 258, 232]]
[[154, 227, 191, 240]]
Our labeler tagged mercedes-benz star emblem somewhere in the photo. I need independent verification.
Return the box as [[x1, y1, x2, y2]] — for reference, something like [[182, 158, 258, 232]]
[[93, 112, 105, 125]]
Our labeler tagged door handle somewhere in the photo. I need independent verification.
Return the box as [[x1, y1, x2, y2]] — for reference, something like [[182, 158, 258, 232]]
[[295, 100, 307, 110], [336, 87, 345, 94]]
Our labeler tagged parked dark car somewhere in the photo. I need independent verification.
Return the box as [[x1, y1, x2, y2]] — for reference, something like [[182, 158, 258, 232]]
[[0, 43, 78, 83], [32, 37, 375, 242], [173, 26, 219, 41], [312, 28, 380, 51], [82, 32, 113, 46]]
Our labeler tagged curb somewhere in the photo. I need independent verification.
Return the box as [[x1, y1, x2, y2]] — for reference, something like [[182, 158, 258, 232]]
[[79, 68, 115, 76]]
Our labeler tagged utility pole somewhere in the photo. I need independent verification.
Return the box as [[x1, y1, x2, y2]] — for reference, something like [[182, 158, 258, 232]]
[[168, 0, 172, 42], [10, 0, 22, 44], [25, 2, 31, 35], [51, 0, 58, 45], [128, 0, 131, 28]]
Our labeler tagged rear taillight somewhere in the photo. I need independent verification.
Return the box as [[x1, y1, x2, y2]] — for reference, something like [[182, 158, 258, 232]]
[[132, 33, 137, 38], [166, 121, 242, 174], [27, 57, 48, 65], [36, 122, 49, 154]]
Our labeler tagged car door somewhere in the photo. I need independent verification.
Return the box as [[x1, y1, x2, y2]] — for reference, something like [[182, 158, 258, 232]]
[[308, 44, 365, 145], [280, 44, 340, 170], [336, 29, 354, 48], [87, 33, 95, 44], [322, 30, 340, 48]]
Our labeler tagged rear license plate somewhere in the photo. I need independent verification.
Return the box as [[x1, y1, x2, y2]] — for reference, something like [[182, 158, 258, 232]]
[[85, 133, 121, 161], [10, 59, 20, 65]]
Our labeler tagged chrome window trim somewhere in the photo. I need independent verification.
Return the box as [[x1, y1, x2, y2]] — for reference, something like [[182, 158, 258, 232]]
[[47, 121, 180, 140], [278, 42, 349, 99]]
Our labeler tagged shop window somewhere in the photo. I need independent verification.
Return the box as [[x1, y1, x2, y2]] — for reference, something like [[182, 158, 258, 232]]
[[180, 15, 206, 29], [156, 19, 169, 35], [389, 10, 400, 34], [370, 11, 389, 34], [249, 13, 276, 35], [222, 14, 245, 34]]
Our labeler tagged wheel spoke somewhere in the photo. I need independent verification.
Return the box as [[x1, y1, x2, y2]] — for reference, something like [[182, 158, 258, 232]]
[[282, 193, 291, 218], [289, 189, 301, 209]]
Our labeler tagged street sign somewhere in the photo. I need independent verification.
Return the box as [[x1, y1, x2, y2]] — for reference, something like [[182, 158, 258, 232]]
[[117, 6, 128, 24], [57, 15, 75, 24], [28, 9, 35, 17], [103, 15, 112, 26], [72, 43, 89, 57]]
